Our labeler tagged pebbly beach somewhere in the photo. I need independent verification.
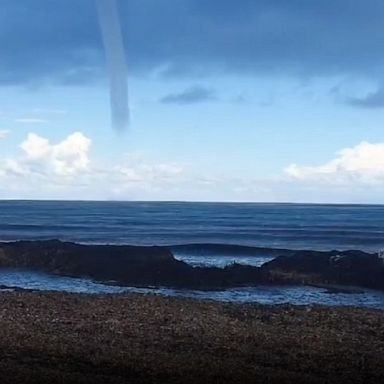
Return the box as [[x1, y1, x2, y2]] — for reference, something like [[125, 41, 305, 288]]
[[0, 291, 383, 384]]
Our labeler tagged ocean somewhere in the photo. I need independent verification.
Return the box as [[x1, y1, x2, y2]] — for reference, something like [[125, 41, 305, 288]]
[[2, 200, 384, 250], [0, 200, 384, 309]]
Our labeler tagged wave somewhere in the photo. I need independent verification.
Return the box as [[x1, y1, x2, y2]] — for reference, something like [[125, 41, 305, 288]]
[[170, 243, 299, 257], [169, 244, 296, 268], [168, 243, 378, 268]]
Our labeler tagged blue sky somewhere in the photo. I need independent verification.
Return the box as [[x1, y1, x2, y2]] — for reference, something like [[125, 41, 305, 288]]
[[1, 0, 384, 202]]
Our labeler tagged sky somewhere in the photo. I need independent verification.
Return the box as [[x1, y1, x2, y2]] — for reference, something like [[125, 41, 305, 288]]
[[1, 0, 384, 202]]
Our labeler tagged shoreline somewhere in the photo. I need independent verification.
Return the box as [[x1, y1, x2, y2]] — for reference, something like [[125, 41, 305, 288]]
[[0, 291, 383, 383]]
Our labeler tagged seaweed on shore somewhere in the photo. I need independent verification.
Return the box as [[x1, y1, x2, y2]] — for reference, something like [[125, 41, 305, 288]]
[[0, 292, 383, 383]]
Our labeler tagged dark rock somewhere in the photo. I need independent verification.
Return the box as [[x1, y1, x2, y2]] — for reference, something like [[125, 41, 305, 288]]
[[0, 240, 383, 291], [0, 240, 266, 289], [0, 240, 192, 287], [262, 249, 384, 291]]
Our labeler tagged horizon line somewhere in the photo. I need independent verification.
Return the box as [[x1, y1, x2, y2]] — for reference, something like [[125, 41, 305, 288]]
[[0, 199, 383, 207]]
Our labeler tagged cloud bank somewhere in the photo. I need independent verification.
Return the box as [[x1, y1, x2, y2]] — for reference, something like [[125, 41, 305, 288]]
[[160, 86, 216, 105], [346, 87, 384, 109], [1, 132, 91, 178], [0, 132, 187, 199], [285, 142, 384, 184], [3, 132, 384, 202], [2, 1, 384, 85]]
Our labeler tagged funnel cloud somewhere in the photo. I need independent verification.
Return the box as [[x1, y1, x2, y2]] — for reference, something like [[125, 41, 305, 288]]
[[96, 0, 129, 131]]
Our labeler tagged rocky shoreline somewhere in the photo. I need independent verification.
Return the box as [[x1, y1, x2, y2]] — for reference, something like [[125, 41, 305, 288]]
[[0, 291, 383, 384], [0, 240, 383, 291]]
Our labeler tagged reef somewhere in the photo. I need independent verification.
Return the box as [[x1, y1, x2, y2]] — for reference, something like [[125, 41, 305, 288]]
[[263, 249, 384, 291], [0, 240, 383, 291]]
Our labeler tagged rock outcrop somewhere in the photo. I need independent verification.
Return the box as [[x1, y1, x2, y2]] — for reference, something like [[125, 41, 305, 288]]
[[0, 240, 383, 291], [0, 240, 266, 288], [262, 249, 384, 290]]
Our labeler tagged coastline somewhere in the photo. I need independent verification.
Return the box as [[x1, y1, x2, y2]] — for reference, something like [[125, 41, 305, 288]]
[[0, 291, 383, 384]]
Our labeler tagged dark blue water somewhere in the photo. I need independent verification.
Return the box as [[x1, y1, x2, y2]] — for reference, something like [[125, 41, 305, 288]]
[[1, 200, 384, 251], [0, 200, 383, 309], [0, 269, 383, 310]]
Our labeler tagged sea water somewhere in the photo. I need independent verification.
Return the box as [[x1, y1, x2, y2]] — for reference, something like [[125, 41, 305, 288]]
[[0, 200, 384, 308]]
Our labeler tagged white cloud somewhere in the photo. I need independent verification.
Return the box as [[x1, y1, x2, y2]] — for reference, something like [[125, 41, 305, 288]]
[[285, 141, 384, 184], [0, 132, 92, 179], [20, 134, 51, 160], [0, 130, 9, 139], [15, 118, 48, 124], [112, 154, 185, 194], [1, 159, 28, 177], [3, 133, 384, 202], [118, 155, 183, 182], [0, 132, 188, 199], [24, 132, 91, 176]]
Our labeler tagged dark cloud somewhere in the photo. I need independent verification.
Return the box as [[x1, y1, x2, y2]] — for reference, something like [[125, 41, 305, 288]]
[[160, 86, 216, 105], [346, 88, 384, 108], [1, 0, 384, 85]]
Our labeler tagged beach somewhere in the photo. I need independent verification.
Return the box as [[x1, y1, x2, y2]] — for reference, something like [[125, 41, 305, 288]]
[[0, 291, 383, 384]]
